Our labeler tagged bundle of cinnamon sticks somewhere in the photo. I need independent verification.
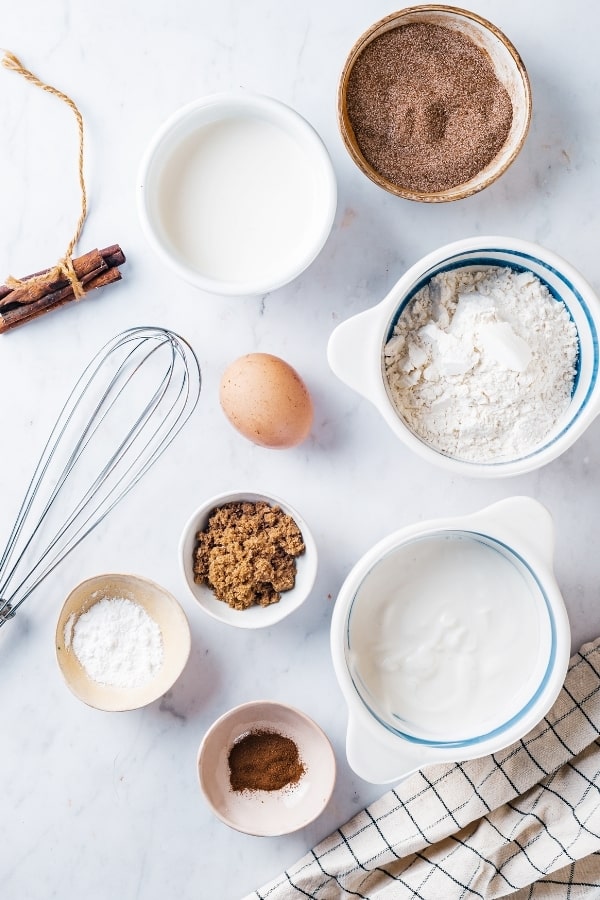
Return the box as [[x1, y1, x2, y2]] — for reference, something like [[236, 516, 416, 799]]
[[0, 244, 125, 334]]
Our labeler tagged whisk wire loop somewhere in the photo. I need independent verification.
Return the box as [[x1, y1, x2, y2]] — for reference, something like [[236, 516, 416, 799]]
[[0, 326, 201, 625]]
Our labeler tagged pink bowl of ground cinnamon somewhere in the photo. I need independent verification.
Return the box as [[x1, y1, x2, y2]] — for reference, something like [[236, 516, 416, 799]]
[[338, 5, 531, 202], [197, 700, 336, 836]]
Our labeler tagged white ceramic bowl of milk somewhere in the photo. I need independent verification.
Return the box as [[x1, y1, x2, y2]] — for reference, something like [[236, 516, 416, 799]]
[[330, 496, 571, 784], [137, 91, 337, 295]]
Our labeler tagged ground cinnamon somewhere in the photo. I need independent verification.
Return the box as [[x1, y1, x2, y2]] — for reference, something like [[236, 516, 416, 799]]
[[228, 730, 305, 792], [346, 22, 513, 193]]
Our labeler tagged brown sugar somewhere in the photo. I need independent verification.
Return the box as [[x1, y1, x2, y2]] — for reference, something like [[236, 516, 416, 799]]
[[193, 500, 305, 610], [228, 730, 305, 792], [345, 22, 514, 193]]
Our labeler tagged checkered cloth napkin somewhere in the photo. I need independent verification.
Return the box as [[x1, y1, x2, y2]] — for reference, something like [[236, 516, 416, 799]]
[[247, 638, 600, 899]]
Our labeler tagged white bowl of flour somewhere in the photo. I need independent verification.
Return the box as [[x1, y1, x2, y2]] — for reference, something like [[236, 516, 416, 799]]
[[328, 235, 600, 476]]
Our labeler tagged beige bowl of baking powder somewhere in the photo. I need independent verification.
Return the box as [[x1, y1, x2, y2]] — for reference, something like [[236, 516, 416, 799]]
[[338, 5, 531, 201], [56, 573, 191, 711]]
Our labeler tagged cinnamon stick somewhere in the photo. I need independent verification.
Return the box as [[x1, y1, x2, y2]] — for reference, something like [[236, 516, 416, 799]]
[[0, 245, 125, 305], [2, 249, 106, 307], [0, 244, 125, 334], [0, 266, 122, 334]]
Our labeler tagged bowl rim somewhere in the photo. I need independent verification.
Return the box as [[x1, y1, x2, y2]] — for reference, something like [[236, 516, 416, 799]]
[[197, 698, 337, 835], [178, 489, 318, 628], [55, 572, 191, 711], [337, 4, 532, 202], [137, 89, 337, 295], [342, 530, 555, 746]]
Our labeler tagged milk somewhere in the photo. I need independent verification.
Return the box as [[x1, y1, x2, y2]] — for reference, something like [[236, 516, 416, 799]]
[[348, 534, 546, 742], [157, 116, 319, 283]]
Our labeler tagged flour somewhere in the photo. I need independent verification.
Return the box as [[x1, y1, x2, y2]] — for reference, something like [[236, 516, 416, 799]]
[[65, 596, 164, 688], [384, 266, 579, 461]]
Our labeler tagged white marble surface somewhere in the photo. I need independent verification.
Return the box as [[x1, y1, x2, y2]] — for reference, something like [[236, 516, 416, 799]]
[[1, 1, 600, 897]]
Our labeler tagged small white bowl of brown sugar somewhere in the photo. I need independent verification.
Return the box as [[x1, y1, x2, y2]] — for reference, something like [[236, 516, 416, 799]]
[[338, 6, 531, 201], [179, 490, 318, 628]]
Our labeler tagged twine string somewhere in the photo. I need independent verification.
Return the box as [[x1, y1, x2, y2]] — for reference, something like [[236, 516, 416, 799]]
[[1, 51, 87, 298]]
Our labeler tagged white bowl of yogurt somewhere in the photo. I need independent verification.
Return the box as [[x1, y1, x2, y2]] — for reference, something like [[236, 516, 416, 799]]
[[330, 497, 571, 784], [327, 235, 600, 476], [137, 91, 337, 295]]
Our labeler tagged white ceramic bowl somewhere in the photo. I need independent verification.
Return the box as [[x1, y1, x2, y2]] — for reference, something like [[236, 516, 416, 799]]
[[328, 235, 600, 477], [338, 6, 531, 202], [198, 700, 336, 835], [137, 91, 337, 295], [55, 573, 191, 712], [330, 497, 571, 784], [179, 490, 318, 629]]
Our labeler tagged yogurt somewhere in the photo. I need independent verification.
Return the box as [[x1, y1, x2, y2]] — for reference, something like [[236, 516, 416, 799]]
[[347, 533, 548, 743], [157, 115, 319, 284]]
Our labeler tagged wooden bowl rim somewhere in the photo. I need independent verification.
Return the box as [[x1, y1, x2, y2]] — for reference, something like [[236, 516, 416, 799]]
[[337, 4, 532, 202]]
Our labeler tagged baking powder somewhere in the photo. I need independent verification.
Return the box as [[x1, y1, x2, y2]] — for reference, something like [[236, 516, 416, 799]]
[[65, 596, 163, 688], [384, 266, 579, 461]]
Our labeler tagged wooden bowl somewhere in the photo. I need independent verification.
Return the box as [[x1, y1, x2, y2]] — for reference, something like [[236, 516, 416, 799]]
[[56, 573, 191, 711], [338, 5, 532, 202]]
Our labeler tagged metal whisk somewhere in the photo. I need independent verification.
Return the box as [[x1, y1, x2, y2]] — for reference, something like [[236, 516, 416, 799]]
[[0, 326, 201, 627]]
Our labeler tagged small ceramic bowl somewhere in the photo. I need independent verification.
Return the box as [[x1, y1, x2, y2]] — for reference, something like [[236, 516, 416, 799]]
[[56, 574, 191, 711], [328, 235, 600, 477], [338, 6, 531, 201], [138, 91, 337, 295], [179, 490, 318, 629], [198, 700, 336, 835]]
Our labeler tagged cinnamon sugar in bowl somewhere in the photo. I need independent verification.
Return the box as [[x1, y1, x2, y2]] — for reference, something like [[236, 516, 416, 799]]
[[338, 6, 531, 202]]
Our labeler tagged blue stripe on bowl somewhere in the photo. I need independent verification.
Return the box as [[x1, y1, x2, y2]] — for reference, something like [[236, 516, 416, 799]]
[[345, 531, 557, 750]]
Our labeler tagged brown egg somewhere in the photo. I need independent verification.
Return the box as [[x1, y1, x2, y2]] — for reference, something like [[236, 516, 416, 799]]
[[219, 353, 313, 449]]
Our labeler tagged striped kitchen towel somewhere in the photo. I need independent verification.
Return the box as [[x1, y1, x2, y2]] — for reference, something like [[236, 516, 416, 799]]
[[247, 637, 600, 899]]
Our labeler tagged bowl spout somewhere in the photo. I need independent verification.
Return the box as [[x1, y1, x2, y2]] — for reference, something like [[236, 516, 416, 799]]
[[346, 713, 449, 784], [327, 304, 382, 403]]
